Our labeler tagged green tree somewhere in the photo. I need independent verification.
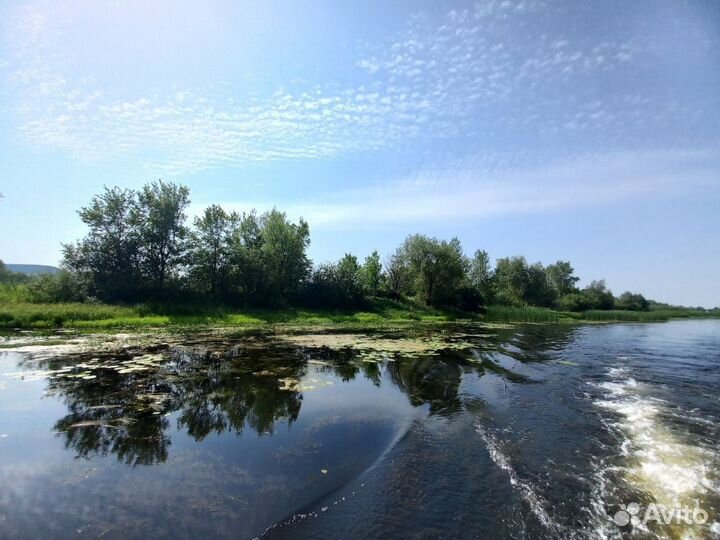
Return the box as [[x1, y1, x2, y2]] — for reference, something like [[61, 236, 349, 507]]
[[302, 254, 364, 308], [494, 256, 529, 305], [525, 262, 556, 307], [399, 234, 467, 306], [188, 205, 237, 295], [468, 249, 495, 304], [557, 292, 591, 312], [26, 271, 90, 303], [0, 260, 30, 284], [545, 261, 579, 297], [136, 181, 190, 293], [62, 186, 141, 301], [259, 208, 310, 304], [616, 291, 649, 311], [227, 211, 265, 303], [384, 251, 409, 298], [336, 253, 362, 298], [361, 250, 383, 296], [494, 257, 557, 307], [582, 279, 615, 310]]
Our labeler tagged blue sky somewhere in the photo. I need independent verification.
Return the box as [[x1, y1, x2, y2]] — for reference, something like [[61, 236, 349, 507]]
[[0, 0, 719, 307]]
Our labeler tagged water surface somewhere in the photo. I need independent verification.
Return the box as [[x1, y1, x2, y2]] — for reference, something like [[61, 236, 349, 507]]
[[1, 320, 718, 539]]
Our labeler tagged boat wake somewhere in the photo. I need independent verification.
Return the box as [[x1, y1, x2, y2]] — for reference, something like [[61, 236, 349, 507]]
[[475, 423, 572, 538], [591, 365, 720, 540], [252, 415, 417, 540]]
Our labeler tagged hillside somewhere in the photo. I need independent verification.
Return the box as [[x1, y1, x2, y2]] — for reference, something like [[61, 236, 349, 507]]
[[6, 264, 60, 275]]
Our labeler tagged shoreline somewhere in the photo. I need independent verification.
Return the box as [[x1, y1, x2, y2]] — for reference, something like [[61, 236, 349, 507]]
[[1, 300, 717, 332]]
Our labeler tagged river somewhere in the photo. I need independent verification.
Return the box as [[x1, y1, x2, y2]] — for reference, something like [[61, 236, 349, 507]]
[[0, 319, 718, 539]]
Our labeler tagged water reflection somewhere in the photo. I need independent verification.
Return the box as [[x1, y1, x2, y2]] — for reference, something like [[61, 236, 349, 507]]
[[19, 324, 575, 466], [387, 358, 462, 414]]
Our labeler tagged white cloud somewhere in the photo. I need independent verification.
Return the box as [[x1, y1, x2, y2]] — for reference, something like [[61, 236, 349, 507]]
[[0, 1, 712, 176], [201, 149, 719, 228]]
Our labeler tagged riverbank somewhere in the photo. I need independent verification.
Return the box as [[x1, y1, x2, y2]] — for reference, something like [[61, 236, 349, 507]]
[[0, 298, 716, 330]]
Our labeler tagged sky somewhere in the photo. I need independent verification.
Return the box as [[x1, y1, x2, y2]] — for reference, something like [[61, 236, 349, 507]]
[[0, 0, 718, 307]]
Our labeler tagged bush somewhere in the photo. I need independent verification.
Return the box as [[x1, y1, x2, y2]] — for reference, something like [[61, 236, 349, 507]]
[[557, 293, 591, 312], [616, 291, 649, 311], [454, 285, 484, 312], [300, 259, 366, 309], [26, 271, 90, 303]]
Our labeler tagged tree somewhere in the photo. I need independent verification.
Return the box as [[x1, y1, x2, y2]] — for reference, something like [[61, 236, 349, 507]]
[[361, 250, 383, 296], [494, 256, 558, 307], [399, 234, 467, 306], [136, 181, 190, 293], [259, 209, 311, 304], [468, 249, 494, 304], [227, 211, 265, 303], [385, 251, 409, 298], [545, 261, 579, 297], [336, 253, 363, 300], [582, 279, 615, 310], [26, 271, 90, 303], [301, 254, 365, 308], [0, 260, 30, 284], [188, 205, 237, 295], [526, 262, 556, 307], [62, 186, 141, 301], [616, 291, 649, 311], [494, 256, 529, 305], [557, 292, 591, 312]]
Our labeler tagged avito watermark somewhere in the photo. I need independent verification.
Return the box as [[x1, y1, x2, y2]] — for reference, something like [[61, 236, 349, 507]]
[[612, 502, 708, 527]]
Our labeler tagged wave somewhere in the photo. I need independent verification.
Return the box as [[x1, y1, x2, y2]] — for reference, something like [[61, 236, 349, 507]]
[[475, 423, 567, 537], [252, 415, 417, 539], [591, 364, 720, 539]]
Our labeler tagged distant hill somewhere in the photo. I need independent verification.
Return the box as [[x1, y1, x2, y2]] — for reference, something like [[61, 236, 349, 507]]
[[6, 264, 61, 275]]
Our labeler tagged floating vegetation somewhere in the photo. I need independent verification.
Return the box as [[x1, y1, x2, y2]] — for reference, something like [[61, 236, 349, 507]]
[[67, 418, 133, 429], [307, 359, 332, 366], [278, 377, 299, 391], [278, 333, 477, 359], [279, 377, 334, 392], [42, 352, 167, 381], [0, 332, 161, 362]]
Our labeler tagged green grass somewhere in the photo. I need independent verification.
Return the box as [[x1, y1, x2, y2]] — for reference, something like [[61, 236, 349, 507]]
[[578, 309, 714, 322], [484, 305, 569, 323], [0, 297, 474, 330], [0, 303, 139, 329], [0, 283, 32, 304], [0, 297, 716, 330]]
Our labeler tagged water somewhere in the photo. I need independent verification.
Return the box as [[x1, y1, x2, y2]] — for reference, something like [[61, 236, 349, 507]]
[[0, 320, 718, 540]]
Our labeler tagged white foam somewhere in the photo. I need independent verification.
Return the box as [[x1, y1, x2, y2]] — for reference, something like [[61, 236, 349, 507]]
[[476, 425, 558, 532], [593, 366, 720, 538]]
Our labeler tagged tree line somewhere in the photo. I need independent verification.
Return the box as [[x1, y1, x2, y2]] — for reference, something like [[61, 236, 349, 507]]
[[1, 181, 669, 312]]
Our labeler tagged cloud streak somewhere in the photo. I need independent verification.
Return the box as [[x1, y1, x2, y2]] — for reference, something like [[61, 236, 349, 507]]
[[194, 149, 719, 228]]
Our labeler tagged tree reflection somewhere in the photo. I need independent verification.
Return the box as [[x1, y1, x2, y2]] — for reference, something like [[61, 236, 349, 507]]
[[45, 345, 308, 465], [387, 357, 463, 414], [35, 324, 575, 466], [56, 409, 171, 467]]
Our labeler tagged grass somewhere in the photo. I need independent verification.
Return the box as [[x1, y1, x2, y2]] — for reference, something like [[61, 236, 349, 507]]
[[577, 309, 713, 322], [0, 295, 716, 330], [0, 297, 475, 330], [0, 283, 32, 304], [0, 303, 138, 329], [484, 305, 571, 323]]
